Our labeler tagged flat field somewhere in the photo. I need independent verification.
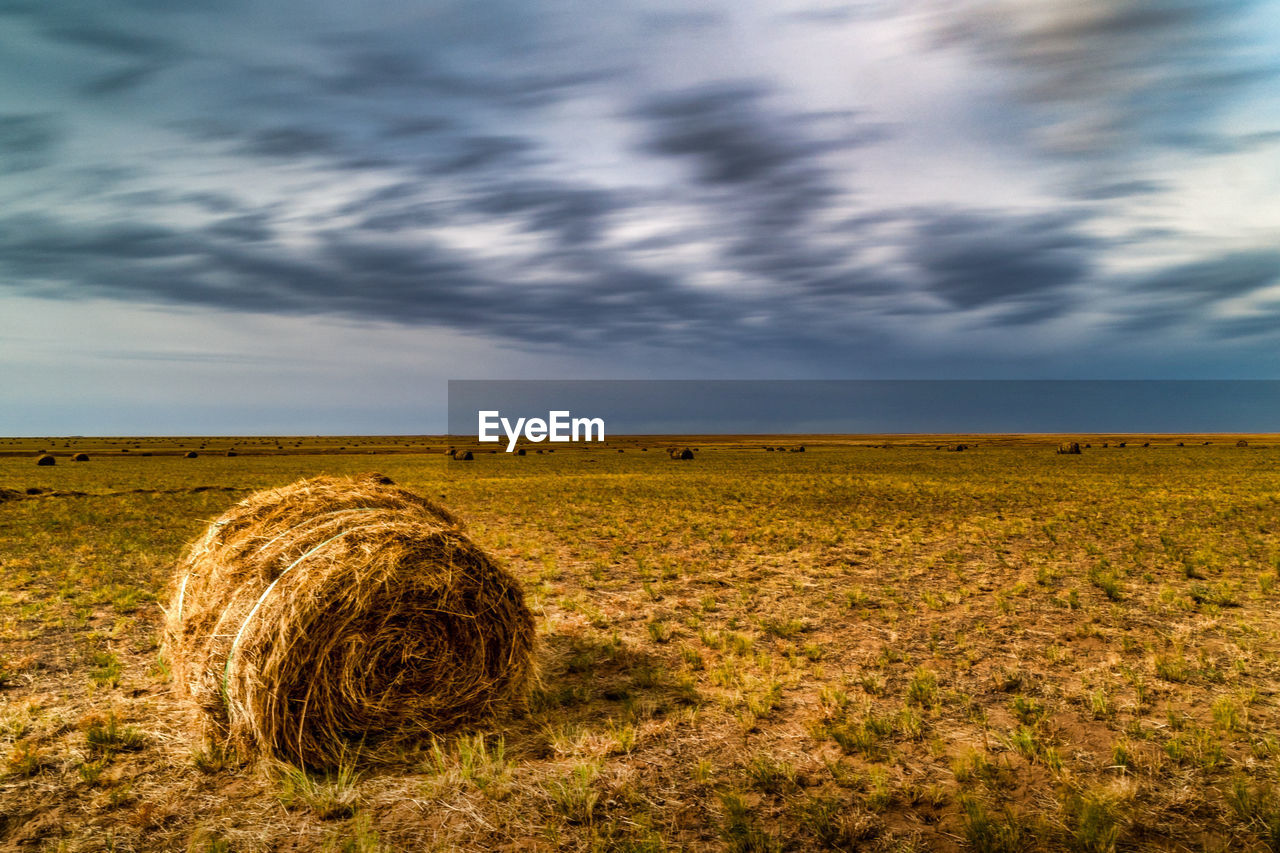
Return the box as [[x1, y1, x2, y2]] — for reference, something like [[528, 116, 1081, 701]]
[[4, 436, 1280, 851]]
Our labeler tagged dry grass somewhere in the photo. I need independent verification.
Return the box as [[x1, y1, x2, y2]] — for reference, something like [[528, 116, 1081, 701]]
[[4, 436, 1280, 850]]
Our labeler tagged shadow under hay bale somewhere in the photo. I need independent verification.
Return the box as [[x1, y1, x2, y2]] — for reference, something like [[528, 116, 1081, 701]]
[[72, 452, 89, 462], [164, 473, 535, 768], [36, 454, 55, 466], [1057, 442, 1081, 455]]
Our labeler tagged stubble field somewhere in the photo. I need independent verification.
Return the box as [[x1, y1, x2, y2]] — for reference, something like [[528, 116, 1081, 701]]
[[3, 435, 1280, 852]]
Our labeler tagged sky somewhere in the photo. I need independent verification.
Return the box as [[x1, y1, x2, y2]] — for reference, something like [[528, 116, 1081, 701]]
[[2, 0, 1279, 434]]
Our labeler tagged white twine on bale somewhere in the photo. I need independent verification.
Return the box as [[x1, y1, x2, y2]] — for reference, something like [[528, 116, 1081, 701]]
[[221, 520, 387, 702], [173, 509, 381, 625]]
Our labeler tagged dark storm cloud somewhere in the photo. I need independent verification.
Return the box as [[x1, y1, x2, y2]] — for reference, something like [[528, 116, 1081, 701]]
[[466, 181, 630, 247], [427, 135, 536, 176], [638, 84, 831, 189], [909, 210, 1098, 311], [206, 213, 274, 242], [634, 82, 883, 295], [41, 23, 173, 58], [0, 114, 61, 172], [1111, 251, 1280, 334], [935, 0, 1278, 158], [237, 126, 339, 158], [1137, 250, 1280, 304]]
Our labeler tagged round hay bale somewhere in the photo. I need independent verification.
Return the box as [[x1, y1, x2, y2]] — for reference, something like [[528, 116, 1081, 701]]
[[36, 454, 55, 466], [516, 448, 526, 456], [452, 449, 474, 461], [1057, 442, 1081, 455], [163, 473, 534, 767], [184, 451, 199, 459], [950, 444, 967, 452], [72, 452, 90, 462], [225, 450, 238, 457], [1237, 439, 1249, 447], [669, 447, 694, 460]]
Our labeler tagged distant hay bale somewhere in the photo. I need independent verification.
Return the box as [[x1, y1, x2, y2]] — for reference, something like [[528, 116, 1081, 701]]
[[184, 451, 199, 459], [791, 446, 806, 453], [516, 448, 526, 456], [35, 454, 55, 466], [1117, 442, 1127, 448], [1175, 442, 1182, 447], [669, 447, 694, 460], [1102, 442, 1109, 448], [452, 450, 474, 461], [1057, 442, 1081, 455], [72, 452, 89, 462], [225, 450, 237, 457], [1237, 439, 1249, 447], [163, 473, 535, 767], [950, 444, 967, 452], [1084, 443, 1092, 449]]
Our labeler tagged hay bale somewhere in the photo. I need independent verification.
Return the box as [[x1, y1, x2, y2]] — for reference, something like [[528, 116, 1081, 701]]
[[452, 450, 474, 461], [516, 448, 527, 456], [1117, 442, 1126, 448], [669, 447, 694, 460], [72, 452, 89, 462], [950, 444, 967, 452], [1057, 442, 1081, 455], [35, 454, 55, 466], [185, 451, 199, 459], [1237, 439, 1249, 447], [163, 473, 534, 767], [793, 445, 805, 453], [226, 450, 238, 457]]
